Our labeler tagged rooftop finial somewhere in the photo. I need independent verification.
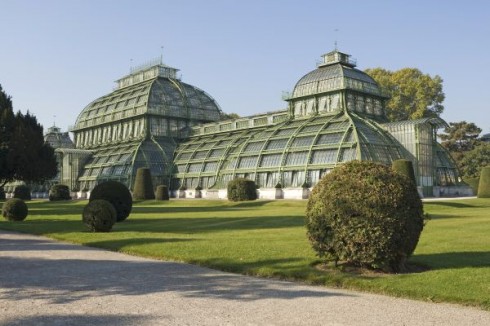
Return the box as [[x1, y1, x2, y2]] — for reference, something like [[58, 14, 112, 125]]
[[334, 29, 339, 50], [160, 46, 164, 64], [53, 115, 56, 127]]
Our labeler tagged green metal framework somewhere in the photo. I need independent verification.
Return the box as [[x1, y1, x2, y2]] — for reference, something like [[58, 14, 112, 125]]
[[173, 110, 407, 190], [71, 62, 222, 189], [62, 50, 462, 196]]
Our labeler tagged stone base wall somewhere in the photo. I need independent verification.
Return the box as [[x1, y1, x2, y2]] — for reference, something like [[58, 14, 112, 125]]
[[433, 185, 474, 197]]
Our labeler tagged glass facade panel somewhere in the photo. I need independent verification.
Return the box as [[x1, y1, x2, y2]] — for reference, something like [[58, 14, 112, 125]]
[[291, 136, 314, 147], [209, 148, 224, 158], [311, 149, 338, 164], [188, 163, 203, 173], [286, 152, 308, 166], [243, 141, 265, 153], [203, 162, 218, 172], [192, 151, 208, 159], [238, 156, 258, 169], [316, 133, 343, 145], [260, 154, 282, 167], [266, 139, 288, 150]]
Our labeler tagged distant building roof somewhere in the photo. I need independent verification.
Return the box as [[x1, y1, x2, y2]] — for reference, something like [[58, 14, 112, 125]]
[[44, 126, 75, 149]]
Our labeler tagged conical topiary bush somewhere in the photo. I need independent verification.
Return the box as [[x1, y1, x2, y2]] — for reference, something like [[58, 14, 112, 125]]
[[155, 185, 169, 201], [477, 166, 490, 198], [132, 167, 155, 200], [392, 159, 417, 189]]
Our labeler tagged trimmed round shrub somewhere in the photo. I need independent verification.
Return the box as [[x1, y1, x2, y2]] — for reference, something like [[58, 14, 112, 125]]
[[155, 185, 169, 201], [306, 161, 425, 273], [227, 178, 257, 201], [2, 198, 28, 221], [0, 187, 5, 200], [13, 185, 31, 200], [82, 199, 117, 232], [49, 184, 71, 201], [132, 168, 155, 200], [477, 166, 490, 198], [463, 177, 480, 196], [392, 159, 417, 187], [89, 181, 132, 222]]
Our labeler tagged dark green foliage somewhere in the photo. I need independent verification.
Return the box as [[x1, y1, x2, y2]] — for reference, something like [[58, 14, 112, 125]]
[[0, 187, 5, 200], [155, 185, 169, 201], [132, 168, 155, 200], [477, 167, 490, 198], [306, 161, 425, 273], [82, 199, 117, 232], [13, 185, 31, 200], [227, 178, 257, 201], [2, 198, 28, 221], [463, 177, 479, 196], [89, 181, 132, 222], [459, 143, 490, 178], [49, 184, 71, 201], [392, 159, 417, 187], [0, 84, 57, 186]]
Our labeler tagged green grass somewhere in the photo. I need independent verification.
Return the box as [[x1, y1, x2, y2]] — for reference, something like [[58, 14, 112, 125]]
[[1, 198, 489, 310]]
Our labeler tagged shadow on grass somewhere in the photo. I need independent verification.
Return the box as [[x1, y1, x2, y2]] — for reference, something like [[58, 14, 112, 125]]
[[119, 216, 304, 233], [84, 237, 195, 251], [426, 214, 462, 220], [424, 201, 477, 209], [413, 251, 490, 269], [0, 215, 304, 235]]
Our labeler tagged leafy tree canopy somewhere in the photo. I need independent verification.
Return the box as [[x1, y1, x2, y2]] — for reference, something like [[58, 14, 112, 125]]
[[365, 67, 445, 122], [438, 121, 482, 174], [0, 84, 57, 187], [220, 112, 240, 121], [439, 121, 482, 153], [459, 143, 490, 178]]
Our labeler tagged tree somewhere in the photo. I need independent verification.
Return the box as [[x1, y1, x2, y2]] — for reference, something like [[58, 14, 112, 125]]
[[459, 143, 490, 178], [439, 121, 482, 152], [0, 84, 16, 186], [220, 112, 240, 121], [0, 84, 58, 187], [365, 68, 445, 122], [439, 121, 482, 173]]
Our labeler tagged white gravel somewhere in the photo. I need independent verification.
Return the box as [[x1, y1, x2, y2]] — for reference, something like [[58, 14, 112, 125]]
[[0, 230, 488, 326]]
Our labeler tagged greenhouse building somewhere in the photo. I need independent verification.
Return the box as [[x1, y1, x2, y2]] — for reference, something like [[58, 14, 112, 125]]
[[49, 49, 472, 199]]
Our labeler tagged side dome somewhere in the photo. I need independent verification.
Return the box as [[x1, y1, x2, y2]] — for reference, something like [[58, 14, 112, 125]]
[[291, 50, 382, 99], [72, 62, 222, 133]]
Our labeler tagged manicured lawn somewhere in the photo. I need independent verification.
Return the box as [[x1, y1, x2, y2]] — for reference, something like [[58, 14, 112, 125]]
[[1, 198, 489, 310]]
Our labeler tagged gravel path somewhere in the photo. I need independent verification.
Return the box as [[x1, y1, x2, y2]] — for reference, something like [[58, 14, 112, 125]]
[[1, 230, 488, 326]]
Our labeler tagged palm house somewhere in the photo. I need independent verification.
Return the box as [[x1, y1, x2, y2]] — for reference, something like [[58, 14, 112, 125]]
[[53, 50, 471, 198]]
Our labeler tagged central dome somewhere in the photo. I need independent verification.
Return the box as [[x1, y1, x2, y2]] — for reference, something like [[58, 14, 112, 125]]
[[291, 50, 381, 99]]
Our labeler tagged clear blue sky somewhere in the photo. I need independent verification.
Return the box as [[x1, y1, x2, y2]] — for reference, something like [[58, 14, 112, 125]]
[[1, 0, 489, 134]]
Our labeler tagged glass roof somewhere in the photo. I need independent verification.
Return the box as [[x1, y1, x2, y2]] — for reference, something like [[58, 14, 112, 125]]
[[173, 110, 408, 189], [291, 62, 381, 99], [73, 70, 222, 131]]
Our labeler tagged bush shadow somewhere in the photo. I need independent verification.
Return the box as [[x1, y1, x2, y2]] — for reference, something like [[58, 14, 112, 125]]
[[412, 251, 490, 269], [119, 216, 304, 233]]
